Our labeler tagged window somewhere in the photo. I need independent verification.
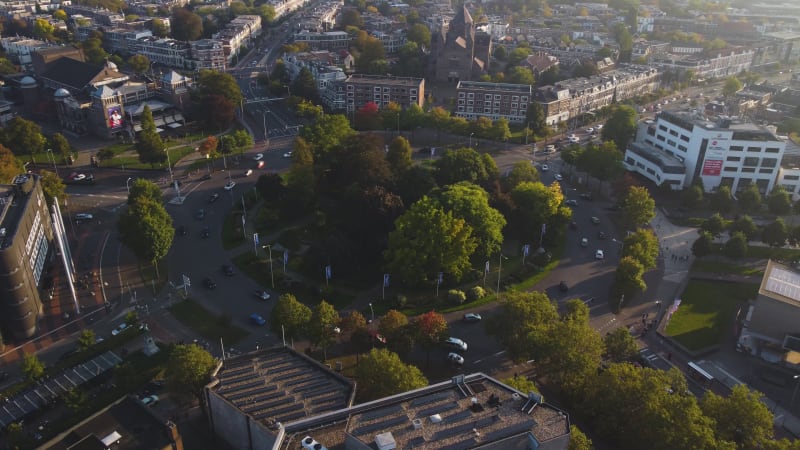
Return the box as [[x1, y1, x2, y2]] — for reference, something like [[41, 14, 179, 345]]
[[494, 102, 500, 107], [467, 93, 473, 99], [726, 156, 741, 162], [458, 92, 465, 98], [743, 157, 759, 167], [759, 168, 773, 174], [657, 135, 665, 141], [636, 162, 645, 169], [669, 130, 678, 137], [761, 158, 777, 168], [511, 103, 518, 109], [494, 95, 501, 100], [485, 94, 492, 100], [667, 139, 676, 147], [730, 146, 743, 151], [783, 184, 797, 192], [741, 167, 755, 173], [655, 144, 663, 150], [785, 175, 800, 181], [678, 145, 687, 152], [723, 167, 738, 172], [747, 146, 760, 152], [766, 147, 780, 153], [680, 135, 690, 142], [521, 96, 528, 101], [512, 96, 519, 101], [458, 99, 465, 105], [646, 168, 656, 175], [659, 125, 668, 132], [645, 139, 653, 145], [467, 100, 473, 106]]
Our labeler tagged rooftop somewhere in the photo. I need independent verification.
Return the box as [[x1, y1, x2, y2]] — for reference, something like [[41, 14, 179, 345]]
[[456, 80, 532, 94], [209, 346, 355, 428], [759, 259, 800, 306], [281, 373, 570, 450], [0, 175, 36, 251], [345, 74, 423, 87]]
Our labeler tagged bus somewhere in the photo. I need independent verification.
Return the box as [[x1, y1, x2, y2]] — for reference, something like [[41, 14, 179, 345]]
[[687, 361, 715, 388]]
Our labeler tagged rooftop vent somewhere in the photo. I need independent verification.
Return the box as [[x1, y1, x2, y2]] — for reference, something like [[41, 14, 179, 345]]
[[512, 393, 521, 401], [301, 436, 328, 450], [412, 418, 423, 430], [430, 414, 442, 423], [375, 432, 397, 450]]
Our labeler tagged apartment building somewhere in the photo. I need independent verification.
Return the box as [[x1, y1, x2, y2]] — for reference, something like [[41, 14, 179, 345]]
[[372, 29, 406, 54], [455, 81, 532, 123], [213, 15, 262, 63], [625, 110, 786, 193], [284, 51, 348, 110], [0, 37, 52, 68], [293, 30, 350, 50], [268, 0, 311, 19], [652, 47, 754, 80], [344, 74, 424, 112]]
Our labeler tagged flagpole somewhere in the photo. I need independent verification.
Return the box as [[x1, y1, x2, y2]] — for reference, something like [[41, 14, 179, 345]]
[[497, 253, 503, 295], [382, 276, 385, 300]]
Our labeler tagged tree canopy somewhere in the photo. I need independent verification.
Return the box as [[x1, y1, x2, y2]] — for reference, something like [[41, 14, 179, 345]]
[[270, 293, 312, 339], [622, 186, 656, 227], [171, 7, 203, 41], [164, 344, 217, 403], [432, 182, 506, 259], [355, 348, 427, 402], [600, 105, 638, 150], [117, 196, 174, 274]]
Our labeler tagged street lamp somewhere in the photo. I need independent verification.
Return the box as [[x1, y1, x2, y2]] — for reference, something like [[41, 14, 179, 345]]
[[469, 133, 474, 148], [126, 177, 132, 194], [164, 148, 174, 186], [368, 302, 374, 323], [791, 375, 800, 410], [262, 244, 274, 288], [46, 148, 58, 177], [613, 238, 624, 255], [396, 112, 400, 136], [497, 253, 508, 297]]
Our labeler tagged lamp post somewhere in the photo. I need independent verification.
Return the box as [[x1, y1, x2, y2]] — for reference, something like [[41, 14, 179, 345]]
[[164, 148, 174, 185], [368, 302, 374, 323], [262, 111, 267, 139], [46, 149, 58, 177], [497, 253, 507, 296], [126, 177, 132, 194], [396, 112, 400, 136], [262, 244, 274, 288], [613, 238, 624, 256], [791, 375, 800, 411], [469, 133, 474, 148]]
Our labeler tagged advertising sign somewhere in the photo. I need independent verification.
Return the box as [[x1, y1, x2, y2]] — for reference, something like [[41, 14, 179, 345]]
[[108, 106, 124, 129], [702, 159, 723, 176]]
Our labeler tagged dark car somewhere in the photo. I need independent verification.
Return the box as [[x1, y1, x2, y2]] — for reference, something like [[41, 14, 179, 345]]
[[208, 193, 220, 203], [580, 193, 593, 201], [570, 221, 578, 230], [203, 277, 217, 289], [559, 281, 569, 292], [598, 231, 608, 240], [178, 225, 187, 236], [201, 227, 210, 239], [254, 290, 271, 300], [222, 264, 235, 276], [195, 209, 205, 220]]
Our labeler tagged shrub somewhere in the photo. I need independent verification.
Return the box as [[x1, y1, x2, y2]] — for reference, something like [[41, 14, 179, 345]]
[[395, 295, 407, 308], [467, 286, 486, 301], [447, 289, 466, 305]]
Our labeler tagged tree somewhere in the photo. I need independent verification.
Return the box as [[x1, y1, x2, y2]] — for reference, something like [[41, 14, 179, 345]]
[[308, 300, 340, 359], [117, 197, 173, 276], [339, 9, 363, 28], [128, 178, 163, 205], [504, 161, 539, 189], [128, 54, 150, 74], [682, 184, 704, 209], [701, 385, 775, 449], [300, 114, 356, 158], [62, 388, 88, 413], [737, 183, 762, 213], [490, 118, 512, 142], [198, 135, 218, 158], [722, 76, 743, 97], [354, 348, 427, 401], [171, 7, 203, 41], [135, 105, 165, 166], [340, 311, 367, 341], [165, 344, 217, 403], [81, 36, 108, 66], [0, 57, 15, 75], [435, 147, 499, 188], [615, 256, 646, 298], [387, 136, 412, 174], [291, 67, 320, 103], [406, 23, 431, 47], [0, 144, 23, 183], [568, 425, 594, 450], [710, 185, 735, 213], [378, 310, 409, 341], [53, 9, 67, 20], [603, 327, 638, 362], [1, 116, 46, 158], [384, 196, 477, 284], [526, 103, 547, 134], [622, 186, 656, 227], [503, 375, 539, 394], [507, 66, 536, 85], [622, 228, 659, 269], [724, 231, 748, 258], [763, 218, 788, 247], [432, 182, 506, 259], [270, 293, 311, 339], [39, 170, 66, 206], [194, 70, 242, 129], [700, 213, 726, 237], [576, 141, 624, 181], [21, 352, 45, 381], [601, 105, 638, 150], [77, 329, 97, 352], [730, 215, 757, 240], [510, 181, 568, 241], [692, 232, 714, 257], [124, 310, 139, 327], [151, 18, 169, 37], [487, 291, 560, 361], [414, 311, 449, 365], [33, 18, 54, 39], [768, 186, 793, 216]]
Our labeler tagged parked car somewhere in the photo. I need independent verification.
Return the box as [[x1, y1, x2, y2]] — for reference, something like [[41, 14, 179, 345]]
[[545, 144, 556, 153], [595, 249, 605, 260], [554, 173, 563, 181], [250, 313, 266, 326], [447, 352, 465, 366], [591, 217, 600, 225], [565, 200, 578, 206], [256, 161, 265, 169], [203, 277, 217, 289], [559, 281, 569, 292], [224, 181, 236, 191], [462, 313, 482, 323], [598, 231, 608, 240], [444, 337, 468, 352], [111, 323, 128, 336], [283, 151, 293, 158], [244, 169, 253, 177], [541, 164, 549, 172], [586, 127, 595, 134], [222, 264, 235, 276], [141, 395, 159, 406], [580, 238, 588, 247], [254, 290, 271, 300]]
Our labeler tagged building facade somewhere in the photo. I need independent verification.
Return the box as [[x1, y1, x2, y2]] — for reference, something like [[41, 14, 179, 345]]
[[432, 5, 491, 82], [455, 81, 531, 123], [0, 174, 53, 340], [624, 110, 786, 193], [293, 30, 350, 51], [344, 74, 424, 112]]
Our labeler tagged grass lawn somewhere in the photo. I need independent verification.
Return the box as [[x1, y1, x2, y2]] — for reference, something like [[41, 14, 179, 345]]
[[168, 299, 248, 344], [665, 280, 758, 351], [101, 146, 195, 170], [691, 259, 764, 277]]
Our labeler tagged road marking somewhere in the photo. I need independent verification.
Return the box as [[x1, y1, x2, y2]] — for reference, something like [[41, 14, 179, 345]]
[[72, 193, 127, 200]]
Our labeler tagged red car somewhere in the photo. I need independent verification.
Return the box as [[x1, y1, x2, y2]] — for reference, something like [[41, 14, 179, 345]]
[[257, 161, 265, 169]]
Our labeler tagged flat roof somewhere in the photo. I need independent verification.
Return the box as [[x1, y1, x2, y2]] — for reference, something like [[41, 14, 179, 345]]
[[456, 80, 532, 94], [759, 259, 800, 306], [281, 373, 570, 450], [210, 346, 355, 427], [346, 74, 423, 87]]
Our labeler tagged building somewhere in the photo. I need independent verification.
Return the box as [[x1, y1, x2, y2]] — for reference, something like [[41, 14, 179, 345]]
[[652, 47, 754, 80], [737, 260, 800, 367], [0, 37, 53, 69], [0, 174, 54, 340], [30, 46, 86, 77], [293, 30, 350, 51], [283, 51, 349, 110], [624, 110, 786, 193], [205, 348, 571, 450], [432, 5, 492, 82], [455, 81, 532, 123], [213, 15, 262, 64], [344, 74, 424, 112]]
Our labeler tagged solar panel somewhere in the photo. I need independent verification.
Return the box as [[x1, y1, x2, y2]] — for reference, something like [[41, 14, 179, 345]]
[[302, 385, 341, 399], [417, 402, 458, 418], [352, 415, 408, 436], [272, 369, 305, 381], [442, 410, 473, 424], [228, 386, 279, 402], [292, 380, 332, 393], [359, 405, 403, 422], [433, 422, 477, 440], [438, 438, 478, 450], [410, 391, 453, 407], [285, 374, 324, 386], [765, 266, 800, 303], [220, 380, 265, 394], [275, 410, 307, 423], [406, 436, 426, 448], [481, 420, 535, 442]]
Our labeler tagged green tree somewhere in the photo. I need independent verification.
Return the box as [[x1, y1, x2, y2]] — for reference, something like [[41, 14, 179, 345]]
[[724, 231, 748, 258], [81, 36, 108, 66], [622, 228, 659, 270], [135, 105, 165, 166], [701, 384, 775, 449], [21, 352, 45, 381], [406, 23, 431, 47], [701, 212, 726, 237], [387, 136, 412, 174], [576, 141, 624, 181], [165, 344, 217, 403], [507, 47, 530, 66], [124, 310, 139, 327], [510, 181, 568, 240], [270, 293, 311, 339], [507, 66, 535, 85], [692, 231, 714, 257], [435, 147, 499, 188], [487, 291, 560, 362], [568, 424, 594, 450], [340, 310, 367, 343], [615, 256, 646, 298], [53, 9, 67, 20], [117, 197, 173, 277], [525, 102, 547, 134], [504, 160, 539, 189], [354, 348, 427, 401], [432, 182, 506, 259], [50, 132, 71, 161], [308, 300, 340, 359], [768, 186, 793, 215], [340, 9, 363, 28], [62, 387, 88, 413], [300, 114, 356, 158], [762, 218, 788, 247], [77, 329, 96, 351], [730, 215, 757, 240], [128, 178, 163, 205], [710, 185, 735, 213], [722, 76, 743, 97], [600, 105, 638, 150], [737, 183, 762, 213], [622, 186, 656, 227], [503, 375, 539, 394], [194, 70, 242, 129], [384, 196, 477, 284], [0, 57, 16, 75], [490, 118, 512, 142], [151, 18, 169, 37], [33, 18, 55, 39], [128, 54, 150, 74], [603, 327, 638, 362], [413, 310, 449, 365], [0, 144, 24, 183], [38, 170, 66, 206], [171, 7, 203, 40], [378, 309, 409, 341], [291, 67, 320, 103], [1, 116, 46, 158], [682, 184, 704, 209]]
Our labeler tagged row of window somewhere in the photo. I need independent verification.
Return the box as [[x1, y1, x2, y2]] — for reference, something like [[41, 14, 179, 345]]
[[657, 124, 690, 143], [723, 166, 775, 174], [458, 92, 530, 102], [728, 145, 781, 153], [457, 106, 526, 116], [724, 156, 778, 167], [457, 99, 528, 109]]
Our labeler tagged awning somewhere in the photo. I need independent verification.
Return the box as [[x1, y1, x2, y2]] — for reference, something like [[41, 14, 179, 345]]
[[168, 123, 182, 129]]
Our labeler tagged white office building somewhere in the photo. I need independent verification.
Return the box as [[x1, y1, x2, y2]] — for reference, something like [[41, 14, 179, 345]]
[[625, 110, 786, 193]]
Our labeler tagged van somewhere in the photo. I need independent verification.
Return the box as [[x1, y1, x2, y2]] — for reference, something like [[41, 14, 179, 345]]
[[444, 337, 468, 352]]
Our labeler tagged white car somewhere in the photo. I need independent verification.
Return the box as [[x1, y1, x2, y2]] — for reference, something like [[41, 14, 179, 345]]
[[581, 238, 588, 247], [75, 213, 93, 221], [545, 144, 556, 153], [586, 127, 594, 133], [595, 249, 605, 260], [141, 395, 159, 406], [554, 174, 563, 181], [253, 153, 264, 161], [111, 323, 128, 336], [445, 337, 468, 352], [224, 181, 236, 191], [596, 124, 603, 130], [569, 136, 580, 143], [244, 169, 253, 177], [447, 352, 465, 365], [541, 164, 549, 172], [283, 151, 293, 158]]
